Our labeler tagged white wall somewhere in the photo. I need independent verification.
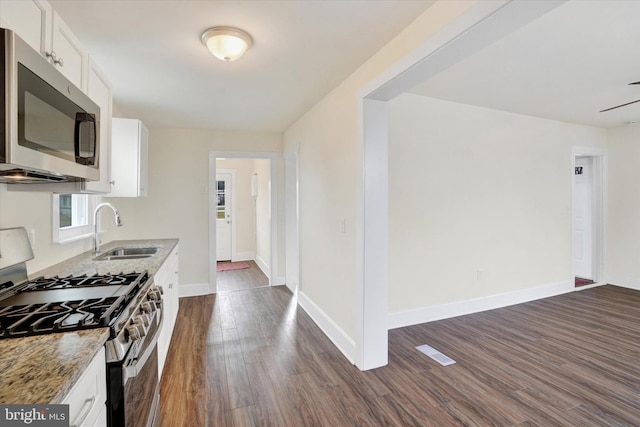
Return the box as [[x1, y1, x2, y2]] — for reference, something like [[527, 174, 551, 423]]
[[606, 124, 640, 289], [388, 94, 608, 316], [283, 1, 478, 349], [107, 127, 283, 288], [0, 188, 122, 274], [216, 159, 257, 259], [254, 159, 271, 276]]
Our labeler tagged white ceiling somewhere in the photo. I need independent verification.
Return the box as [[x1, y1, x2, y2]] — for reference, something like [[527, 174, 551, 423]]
[[49, 0, 434, 132], [409, 0, 640, 129]]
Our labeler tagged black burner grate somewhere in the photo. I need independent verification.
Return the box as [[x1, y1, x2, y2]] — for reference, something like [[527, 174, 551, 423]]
[[26, 272, 145, 290], [0, 271, 149, 339], [0, 297, 122, 338]]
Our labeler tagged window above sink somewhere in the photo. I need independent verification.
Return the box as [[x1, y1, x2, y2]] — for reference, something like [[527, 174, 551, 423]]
[[52, 194, 99, 243]]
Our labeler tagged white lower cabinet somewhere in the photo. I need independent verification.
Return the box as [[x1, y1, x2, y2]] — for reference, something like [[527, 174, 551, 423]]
[[62, 346, 106, 427], [89, 404, 107, 427], [155, 245, 180, 380]]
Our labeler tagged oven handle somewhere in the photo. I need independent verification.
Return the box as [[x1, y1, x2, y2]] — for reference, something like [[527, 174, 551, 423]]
[[123, 308, 163, 384]]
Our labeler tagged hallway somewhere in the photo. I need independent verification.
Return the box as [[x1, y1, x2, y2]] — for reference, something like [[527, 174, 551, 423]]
[[216, 260, 269, 292]]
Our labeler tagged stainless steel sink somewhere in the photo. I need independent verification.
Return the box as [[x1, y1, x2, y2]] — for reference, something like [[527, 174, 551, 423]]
[[94, 247, 158, 261]]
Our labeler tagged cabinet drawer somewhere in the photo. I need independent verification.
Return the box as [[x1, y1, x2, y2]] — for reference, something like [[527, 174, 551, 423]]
[[62, 346, 106, 427]]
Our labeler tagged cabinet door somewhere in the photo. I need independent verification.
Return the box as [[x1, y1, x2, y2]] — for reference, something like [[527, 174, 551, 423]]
[[156, 245, 179, 380], [51, 10, 87, 90], [155, 262, 171, 380], [0, 0, 52, 55], [84, 59, 113, 194], [109, 119, 149, 197], [62, 347, 107, 427]]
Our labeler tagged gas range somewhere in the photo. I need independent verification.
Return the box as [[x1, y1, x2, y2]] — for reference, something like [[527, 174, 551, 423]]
[[0, 228, 163, 362], [0, 271, 149, 340], [0, 227, 164, 427]]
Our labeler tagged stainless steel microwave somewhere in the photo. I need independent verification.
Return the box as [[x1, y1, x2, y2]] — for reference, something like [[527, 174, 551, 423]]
[[0, 28, 100, 184]]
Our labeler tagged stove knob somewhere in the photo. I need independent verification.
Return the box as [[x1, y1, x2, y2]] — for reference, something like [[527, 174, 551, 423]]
[[133, 321, 147, 338], [126, 325, 141, 341], [141, 302, 151, 313], [135, 323, 146, 338], [134, 314, 150, 327], [127, 320, 146, 340], [148, 288, 162, 302], [142, 301, 157, 313]]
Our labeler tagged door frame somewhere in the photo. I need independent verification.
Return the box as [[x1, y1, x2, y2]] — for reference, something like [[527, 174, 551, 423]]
[[284, 143, 300, 294], [215, 169, 236, 262], [208, 151, 281, 294], [571, 146, 607, 286], [355, 0, 566, 370]]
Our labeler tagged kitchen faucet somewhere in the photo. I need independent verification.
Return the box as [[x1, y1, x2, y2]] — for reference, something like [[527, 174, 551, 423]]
[[94, 202, 123, 255]]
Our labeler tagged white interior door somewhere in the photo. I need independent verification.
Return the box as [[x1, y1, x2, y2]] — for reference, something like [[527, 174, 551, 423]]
[[216, 173, 232, 261], [573, 156, 593, 279]]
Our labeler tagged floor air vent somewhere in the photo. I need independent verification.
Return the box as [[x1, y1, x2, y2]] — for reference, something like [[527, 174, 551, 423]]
[[416, 344, 456, 366]]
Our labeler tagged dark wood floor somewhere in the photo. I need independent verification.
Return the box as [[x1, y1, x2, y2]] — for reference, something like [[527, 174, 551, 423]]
[[216, 260, 269, 293], [159, 285, 640, 426]]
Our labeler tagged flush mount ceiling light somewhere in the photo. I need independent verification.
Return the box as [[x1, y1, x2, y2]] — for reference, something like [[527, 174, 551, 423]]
[[201, 26, 253, 62]]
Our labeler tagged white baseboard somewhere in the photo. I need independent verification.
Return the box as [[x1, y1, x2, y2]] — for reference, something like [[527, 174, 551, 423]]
[[232, 251, 255, 262], [298, 291, 356, 364], [271, 275, 286, 286], [607, 275, 640, 291], [255, 254, 270, 279], [388, 280, 573, 330], [285, 281, 297, 293], [178, 282, 210, 298]]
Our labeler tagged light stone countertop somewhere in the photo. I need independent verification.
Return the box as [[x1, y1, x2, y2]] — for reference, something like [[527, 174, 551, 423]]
[[0, 329, 109, 404], [31, 238, 179, 279], [0, 238, 179, 404]]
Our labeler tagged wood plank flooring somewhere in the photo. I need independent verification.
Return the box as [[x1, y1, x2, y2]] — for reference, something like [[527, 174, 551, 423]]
[[159, 285, 640, 426], [216, 260, 269, 293]]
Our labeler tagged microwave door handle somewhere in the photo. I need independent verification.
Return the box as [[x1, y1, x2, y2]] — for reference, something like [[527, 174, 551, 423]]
[[74, 113, 96, 164], [123, 309, 163, 385]]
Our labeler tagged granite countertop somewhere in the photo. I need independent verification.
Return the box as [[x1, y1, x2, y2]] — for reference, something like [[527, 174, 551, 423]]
[[31, 238, 179, 279], [0, 238, 179, 404], [0, 329, 109, 404]]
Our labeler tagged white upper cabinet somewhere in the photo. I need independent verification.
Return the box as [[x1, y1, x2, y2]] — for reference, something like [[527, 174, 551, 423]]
[[1, 0, 113, 194], [0, 0, 87, 90], [0, 0, 52, 55], [84, 59, 113, 194], [108, 118, 148, 197], [50, 10, 87, 89]]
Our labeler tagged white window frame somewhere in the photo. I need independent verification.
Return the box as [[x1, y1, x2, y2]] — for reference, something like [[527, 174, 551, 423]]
[[52, 194, 99, 243]]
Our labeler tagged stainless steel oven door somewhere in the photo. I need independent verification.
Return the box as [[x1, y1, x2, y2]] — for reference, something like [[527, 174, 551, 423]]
[[124, 346, 160, 427], [108, 308, 163, 427]]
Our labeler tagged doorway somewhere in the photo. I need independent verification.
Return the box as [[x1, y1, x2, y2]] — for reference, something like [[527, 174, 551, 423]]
[[209, 152, 281, 294], [572, 149, 605, 288]]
